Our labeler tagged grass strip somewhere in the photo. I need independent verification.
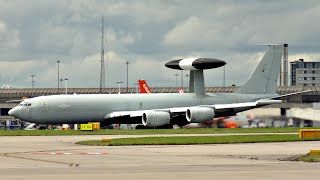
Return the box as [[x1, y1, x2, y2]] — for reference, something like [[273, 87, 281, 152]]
[[299, 153, 320, 162], [0, 127, 305, 136], [76, 134, 319, 146]]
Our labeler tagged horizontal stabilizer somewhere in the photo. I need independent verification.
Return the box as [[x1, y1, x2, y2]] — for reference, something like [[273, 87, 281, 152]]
[[267, 90, 313, 100]]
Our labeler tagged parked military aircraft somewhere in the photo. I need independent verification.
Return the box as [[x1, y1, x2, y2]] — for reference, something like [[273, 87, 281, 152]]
[[9, 45, 308, 128]]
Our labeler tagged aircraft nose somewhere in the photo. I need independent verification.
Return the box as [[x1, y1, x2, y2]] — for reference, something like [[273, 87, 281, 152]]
[[8, 107, 19, 117]]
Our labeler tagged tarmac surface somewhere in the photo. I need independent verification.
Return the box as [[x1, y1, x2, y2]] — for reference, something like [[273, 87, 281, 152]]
[[0, 134, 319, 180]]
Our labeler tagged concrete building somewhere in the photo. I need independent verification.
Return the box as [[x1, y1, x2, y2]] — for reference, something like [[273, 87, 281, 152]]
[[290, 59, 320, 86]]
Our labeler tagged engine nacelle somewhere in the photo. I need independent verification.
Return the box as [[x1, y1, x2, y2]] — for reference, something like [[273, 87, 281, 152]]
[[186, 107, 215, 123], [142, 111, 171, 127]]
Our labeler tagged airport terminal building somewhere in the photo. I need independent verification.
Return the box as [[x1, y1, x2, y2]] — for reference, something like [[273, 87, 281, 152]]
[[291, 59, 320, 86]]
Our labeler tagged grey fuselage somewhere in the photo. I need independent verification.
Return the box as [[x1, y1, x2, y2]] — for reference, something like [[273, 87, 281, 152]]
[[11, 93, 274, 124]]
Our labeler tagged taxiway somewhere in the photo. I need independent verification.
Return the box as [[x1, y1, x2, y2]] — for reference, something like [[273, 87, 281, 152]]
[[0, 135, 319, 180]]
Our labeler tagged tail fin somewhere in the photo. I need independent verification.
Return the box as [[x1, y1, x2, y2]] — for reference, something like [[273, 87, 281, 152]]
[[235, 45, 284, 94], [138, 79, 152, 93]]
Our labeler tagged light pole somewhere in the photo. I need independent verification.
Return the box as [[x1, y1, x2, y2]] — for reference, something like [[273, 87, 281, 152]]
[[174, 73, 180, 88], [64, 77, 68, 95], [117, 81, 123, 94], [57, 60, 60, 92], [60, 78, 64, 89], [181, 70, 183, 89], [134, 81, 139, 94], [30, 74, 35, 97], [126, 61, 130, 93], [223, 65, 225, 87], [30, 75, 35, 89], [185, 74, 189, 90]]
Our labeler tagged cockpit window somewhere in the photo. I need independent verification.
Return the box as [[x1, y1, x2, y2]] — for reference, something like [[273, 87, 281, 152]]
[[19, 102, 31, 106]]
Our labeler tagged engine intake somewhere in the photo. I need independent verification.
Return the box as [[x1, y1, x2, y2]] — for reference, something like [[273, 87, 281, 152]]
[[142, 111, 171, 127], [186, 107, 215, 123]]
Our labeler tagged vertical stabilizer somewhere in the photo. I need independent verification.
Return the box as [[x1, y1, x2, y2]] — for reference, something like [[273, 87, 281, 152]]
[[235, 45, 284, 94]]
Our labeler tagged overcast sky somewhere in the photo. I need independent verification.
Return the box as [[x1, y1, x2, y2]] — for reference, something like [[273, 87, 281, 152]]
[[1, 0, 320, 88]]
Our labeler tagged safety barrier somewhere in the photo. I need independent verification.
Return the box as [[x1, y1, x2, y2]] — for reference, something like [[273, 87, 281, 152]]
[[309, 150, 320, 154], [299, 129, 320, 138]]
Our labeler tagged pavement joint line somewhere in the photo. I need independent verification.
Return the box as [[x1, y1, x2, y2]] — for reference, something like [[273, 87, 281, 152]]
[[32, 151, 109, 155], [0, 151, 81, 167]]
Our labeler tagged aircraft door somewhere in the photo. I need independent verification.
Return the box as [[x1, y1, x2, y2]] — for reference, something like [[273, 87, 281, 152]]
[[24, 102, 33, 119], [27, 106, 32, 118]]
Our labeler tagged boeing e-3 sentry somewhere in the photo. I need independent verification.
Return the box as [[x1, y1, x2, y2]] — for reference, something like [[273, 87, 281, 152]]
[[9, 45, 308, 128]]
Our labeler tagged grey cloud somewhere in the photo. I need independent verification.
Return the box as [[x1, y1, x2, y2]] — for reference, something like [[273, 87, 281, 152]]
[[0, 0, 320, 88]]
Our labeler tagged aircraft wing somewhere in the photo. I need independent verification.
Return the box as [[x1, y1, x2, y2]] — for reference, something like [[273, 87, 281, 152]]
[[6, 97, 29, 103], [196, 99, 281, 117], [105, 111, 145, 118], [5, 99, 25, 103], [104, 90, 308, 121], [103, 99, 282, 126], [211, 99, 282, 109]]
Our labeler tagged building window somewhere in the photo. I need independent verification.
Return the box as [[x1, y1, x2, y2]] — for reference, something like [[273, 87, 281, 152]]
[[312, 70, 316, 74], [298, 70, 304, 74], [312, 77, 316, 80], [304, 77, 307, 80]]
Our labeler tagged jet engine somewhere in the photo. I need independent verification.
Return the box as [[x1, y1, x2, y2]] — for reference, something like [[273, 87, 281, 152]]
[[142, 111, 171, 127], [186, 107, 215, 123]]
